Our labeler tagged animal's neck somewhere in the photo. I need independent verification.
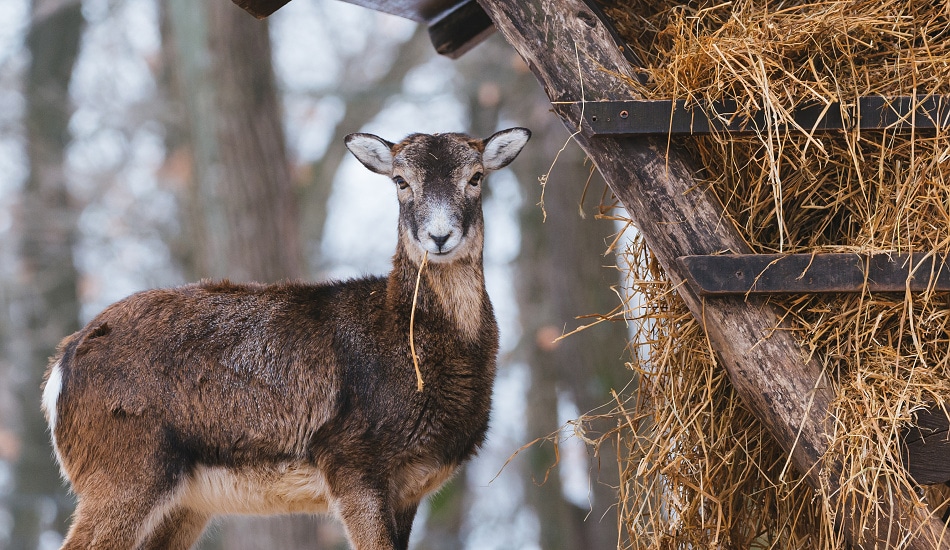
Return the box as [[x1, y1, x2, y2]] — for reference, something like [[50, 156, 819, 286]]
[[389, 243, 486, 342]]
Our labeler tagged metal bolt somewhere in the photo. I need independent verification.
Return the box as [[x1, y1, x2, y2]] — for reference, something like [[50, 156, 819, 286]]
[[620, 110, 629, 119]]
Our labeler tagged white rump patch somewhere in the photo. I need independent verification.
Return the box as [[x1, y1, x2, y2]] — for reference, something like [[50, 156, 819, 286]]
[[42, 361, 67, 478], [42, 362, 63, 431]]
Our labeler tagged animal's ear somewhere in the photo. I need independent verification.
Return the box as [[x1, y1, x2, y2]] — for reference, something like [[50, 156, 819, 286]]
[[482, 127, 531, 171], [345, 133, 395, 175]]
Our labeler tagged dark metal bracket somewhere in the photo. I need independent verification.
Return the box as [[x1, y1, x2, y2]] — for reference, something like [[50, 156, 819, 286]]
[[585, 96, 950, 136], [678, 253, 950, 296]]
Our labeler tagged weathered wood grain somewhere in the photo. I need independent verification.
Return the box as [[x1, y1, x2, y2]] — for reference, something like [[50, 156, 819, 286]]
[[477, 0, 950, 546], [428, 1, 495, 58], [903, 408, 950, 486]]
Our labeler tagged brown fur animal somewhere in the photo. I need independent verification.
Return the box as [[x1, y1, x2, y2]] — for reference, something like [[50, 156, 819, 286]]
[[42, 128, 531, 550]]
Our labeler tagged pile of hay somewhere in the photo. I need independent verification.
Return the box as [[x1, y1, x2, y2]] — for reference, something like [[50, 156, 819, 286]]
[[590, 0, 950, 547]]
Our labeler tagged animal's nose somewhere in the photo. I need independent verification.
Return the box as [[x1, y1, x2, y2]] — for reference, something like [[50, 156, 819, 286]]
[[430, 233, 452, 250]]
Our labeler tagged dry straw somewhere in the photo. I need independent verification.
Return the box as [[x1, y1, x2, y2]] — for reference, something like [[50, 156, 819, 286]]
[[410, 251, 428, 392], [588, 0, 950, 547]]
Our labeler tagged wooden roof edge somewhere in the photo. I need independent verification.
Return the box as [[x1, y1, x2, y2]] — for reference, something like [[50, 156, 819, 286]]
[[231, 0, 292, 19], [230, 0, 495, 57]]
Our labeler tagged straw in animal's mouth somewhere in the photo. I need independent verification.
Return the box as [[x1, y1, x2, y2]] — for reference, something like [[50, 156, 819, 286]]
[[409, 251, 428, 392]]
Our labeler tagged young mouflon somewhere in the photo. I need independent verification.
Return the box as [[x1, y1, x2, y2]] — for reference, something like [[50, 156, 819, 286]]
[[42, 128, 531, 550]]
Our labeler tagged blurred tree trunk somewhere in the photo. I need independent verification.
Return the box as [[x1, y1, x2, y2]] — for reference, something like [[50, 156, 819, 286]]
[[163, 2, 331, 548], [203, 1, 303, 283], [506, 58, 628, 550], [165, 0, 302, 283], [8, 1, 85, 548], [156, 2, 203, 279]]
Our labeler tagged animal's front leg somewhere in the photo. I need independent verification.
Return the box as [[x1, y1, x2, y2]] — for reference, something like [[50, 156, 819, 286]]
[[136, 507, 209, 550], [393, 502, 419, 550], [331, 476, 400, 550]]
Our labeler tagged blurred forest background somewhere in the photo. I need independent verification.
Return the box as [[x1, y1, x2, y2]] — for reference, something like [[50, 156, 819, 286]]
[[0, 0, 634, 548]]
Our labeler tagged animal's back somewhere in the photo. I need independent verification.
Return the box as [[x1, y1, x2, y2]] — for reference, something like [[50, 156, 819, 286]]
[[52, 279, 375, 470]]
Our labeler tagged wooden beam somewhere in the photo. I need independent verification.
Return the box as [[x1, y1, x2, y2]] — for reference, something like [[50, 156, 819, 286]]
[[477, 0, 950, 546], [902, 407, 950, 486], [233, 0, 453, 21], [230, 0, 292, 19], [231, 0, 494, 57], [585, 96, 950, 135], [679, 253, 950, 295], [427, 1, 495, 59]]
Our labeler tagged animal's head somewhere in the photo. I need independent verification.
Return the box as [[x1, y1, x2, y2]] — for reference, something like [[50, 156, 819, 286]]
[[345, 128, 531, 265]]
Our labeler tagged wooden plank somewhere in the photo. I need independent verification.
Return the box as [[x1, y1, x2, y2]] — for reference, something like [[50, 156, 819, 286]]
[[585, 96, 950, 135], [679, 253, 950, 296], [230, 0, 293, 19], [479, 0, 950, 546], [232, 0, 459, 21], [233, 0, 465, 21], [902, 408, 950, 486], [335, 0, 464, 21], [233, 0, 447, 21], [340, 0, 495, 56], [428, 1, 494, 58]]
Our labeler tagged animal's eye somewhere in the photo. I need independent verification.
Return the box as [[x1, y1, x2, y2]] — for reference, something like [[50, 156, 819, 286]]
[[468, 172, 483, 187], [393, 176, 409, 190]]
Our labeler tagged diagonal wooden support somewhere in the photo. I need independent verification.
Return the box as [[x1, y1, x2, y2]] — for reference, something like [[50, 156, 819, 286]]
[[477, 0, 950, 546]]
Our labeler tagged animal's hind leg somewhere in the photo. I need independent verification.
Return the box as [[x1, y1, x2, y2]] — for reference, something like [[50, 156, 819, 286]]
[[60, 493, 161, 550], [137, 507, 209, 550]]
